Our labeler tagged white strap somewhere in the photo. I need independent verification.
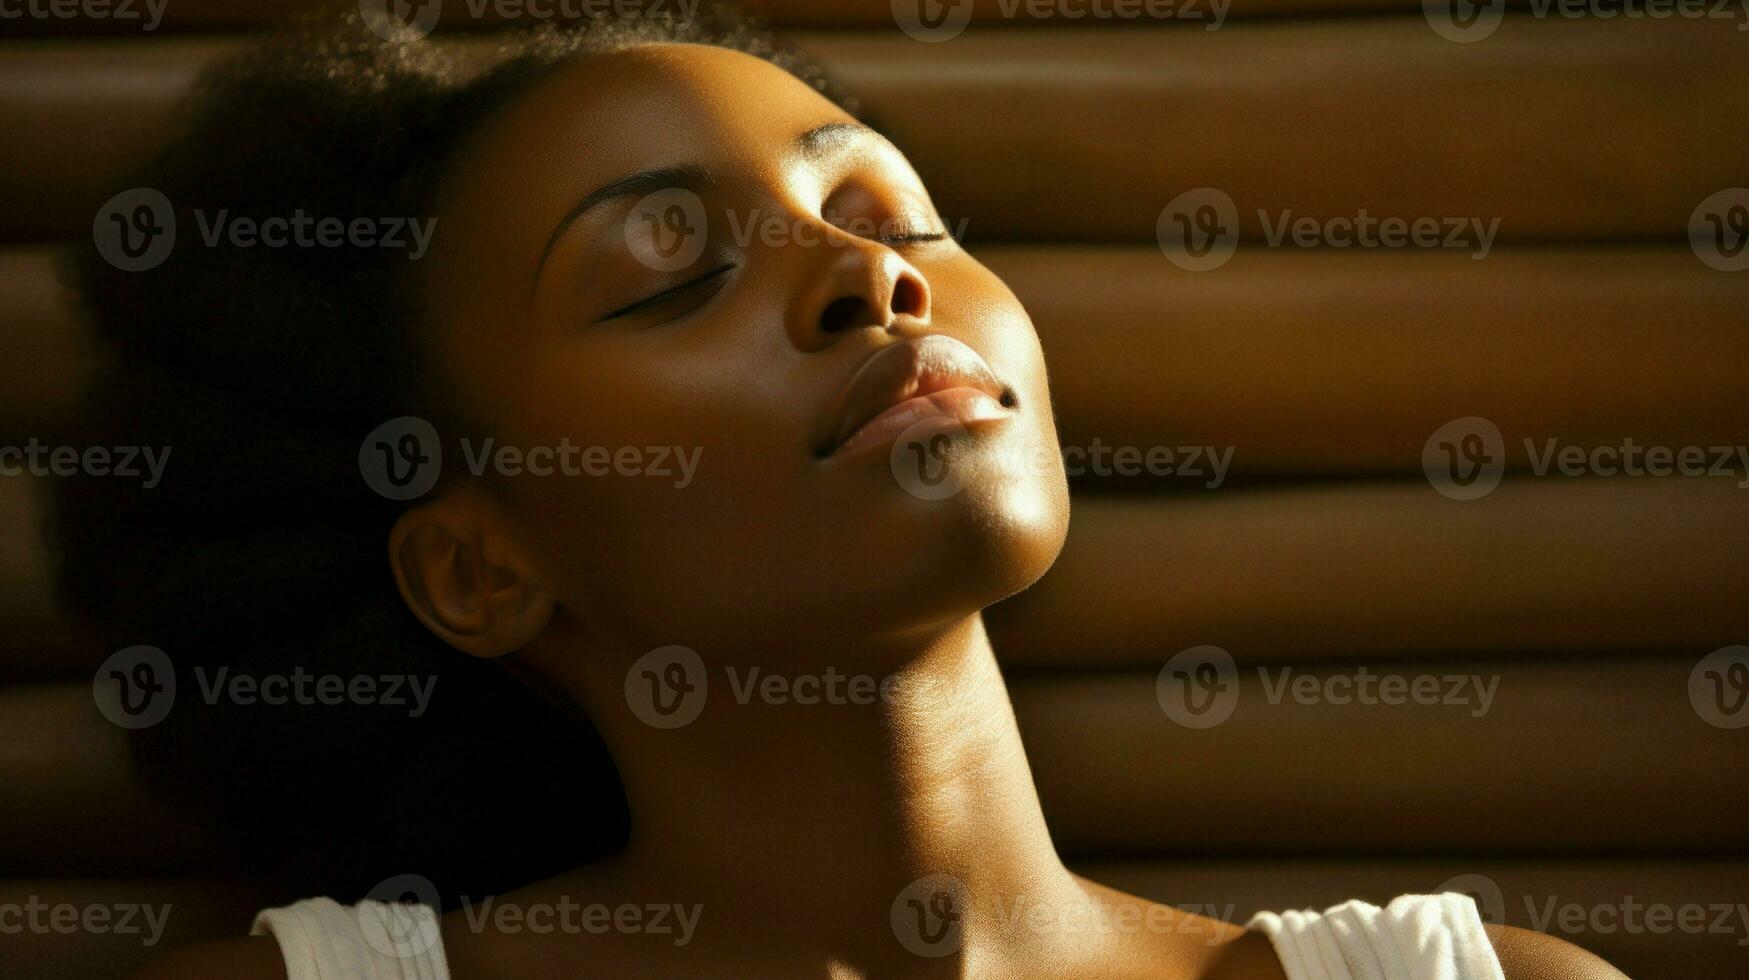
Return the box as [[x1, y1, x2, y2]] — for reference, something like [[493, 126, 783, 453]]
[[252, 897, 450, 980]]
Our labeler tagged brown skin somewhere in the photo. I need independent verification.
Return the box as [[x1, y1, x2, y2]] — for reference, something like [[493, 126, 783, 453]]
[[133, 44, 1624, 980]]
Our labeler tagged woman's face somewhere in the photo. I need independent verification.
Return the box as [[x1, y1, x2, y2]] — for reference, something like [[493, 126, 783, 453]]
[[421, 42, 1069, 656]]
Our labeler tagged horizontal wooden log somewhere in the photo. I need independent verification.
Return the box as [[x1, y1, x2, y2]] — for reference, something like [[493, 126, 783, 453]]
[[2, 17, 1744, 240]]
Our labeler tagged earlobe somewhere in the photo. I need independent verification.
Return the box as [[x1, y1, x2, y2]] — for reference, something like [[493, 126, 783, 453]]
[[388, 494, 554, 659]]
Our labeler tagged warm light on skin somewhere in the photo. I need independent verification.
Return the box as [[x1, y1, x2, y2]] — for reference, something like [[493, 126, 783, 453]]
[[408, 43, 1070, 661], [143, 36, 1621, 980], [385, 41, 1267, 979]]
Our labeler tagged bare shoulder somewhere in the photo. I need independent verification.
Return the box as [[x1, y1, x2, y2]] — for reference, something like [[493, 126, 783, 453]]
[[1070, 876, 1288, 980], [1485, 923, 1630, 980], [129, 935, 287, 980]]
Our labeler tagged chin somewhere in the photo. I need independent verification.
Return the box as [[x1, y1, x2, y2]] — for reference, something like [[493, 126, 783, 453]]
[[946, 458, 1073, 607], [854, 430, 1073, 636]]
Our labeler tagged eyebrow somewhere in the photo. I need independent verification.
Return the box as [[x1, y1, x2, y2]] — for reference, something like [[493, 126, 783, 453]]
[[535, 164, 713, 277], [532, 122, 887, 283]]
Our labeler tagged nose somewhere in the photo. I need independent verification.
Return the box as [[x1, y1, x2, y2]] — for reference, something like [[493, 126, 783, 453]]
[[786, 229, 932, 352]]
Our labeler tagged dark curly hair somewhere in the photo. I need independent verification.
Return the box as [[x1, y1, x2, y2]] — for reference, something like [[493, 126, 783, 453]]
[[50, 4, 856, 904]]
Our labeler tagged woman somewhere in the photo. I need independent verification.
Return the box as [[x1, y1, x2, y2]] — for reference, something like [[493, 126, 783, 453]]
[[55, 7, 1623, 978]]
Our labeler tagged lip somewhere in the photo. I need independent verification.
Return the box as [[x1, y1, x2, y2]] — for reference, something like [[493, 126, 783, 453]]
[[819, 335, 1014, 459]]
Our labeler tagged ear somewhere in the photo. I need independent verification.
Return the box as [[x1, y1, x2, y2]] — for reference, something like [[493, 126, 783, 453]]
[[387, 486, 554, 659]]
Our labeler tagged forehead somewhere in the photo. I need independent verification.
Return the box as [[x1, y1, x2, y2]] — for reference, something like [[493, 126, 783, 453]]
[[420, 42, 858, 406], [442, 43, 852, 229]]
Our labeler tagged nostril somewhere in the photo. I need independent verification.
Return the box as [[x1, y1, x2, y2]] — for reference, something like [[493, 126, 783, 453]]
[[820, 295, 875, 333], [891, 275, 927, 319]]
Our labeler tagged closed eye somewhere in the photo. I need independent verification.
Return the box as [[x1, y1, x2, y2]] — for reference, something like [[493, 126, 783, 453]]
[[599, 263, 737, 322], [875, 230, 952, 246]]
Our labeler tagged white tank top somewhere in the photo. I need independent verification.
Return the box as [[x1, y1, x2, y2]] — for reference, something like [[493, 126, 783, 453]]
[[252, 891, 1504, 979], [1248, 893, 1506, 980]]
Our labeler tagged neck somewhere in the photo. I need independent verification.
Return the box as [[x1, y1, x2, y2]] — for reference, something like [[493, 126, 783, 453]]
[[558, 613, 1086, 962]]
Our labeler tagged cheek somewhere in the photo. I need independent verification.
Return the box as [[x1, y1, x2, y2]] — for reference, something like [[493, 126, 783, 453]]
[[933, 257, 1060, 432], [937, 257, 1071, 527], [466, 255, 1071, 646], [481, 329, 821, 637]]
